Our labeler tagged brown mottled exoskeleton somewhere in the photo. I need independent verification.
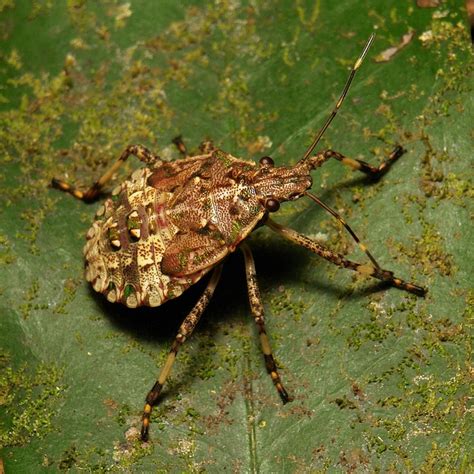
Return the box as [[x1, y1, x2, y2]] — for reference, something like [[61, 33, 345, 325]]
[[52, 34, 426, 441]]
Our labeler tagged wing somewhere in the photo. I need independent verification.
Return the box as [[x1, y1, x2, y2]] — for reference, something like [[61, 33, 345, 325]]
[[158, 149, 266, 277], [161, 231, 229, 277]]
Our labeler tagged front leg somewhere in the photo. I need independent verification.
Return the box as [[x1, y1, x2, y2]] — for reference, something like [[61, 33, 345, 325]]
[[308, 146, 405, 179]]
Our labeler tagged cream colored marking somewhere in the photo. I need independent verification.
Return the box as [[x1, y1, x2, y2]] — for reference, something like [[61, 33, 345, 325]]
[[156, 192, 169, 204], [131, 168, 145, 180], [96, 205, 105, 217], [85, 265, 95, 281], [129, 210, 139, 218], [112, 185, 122, 196], [93, 278, 103, 292], [107, 289, 117, 303], [83, 240, 93, 254], [342, 157, 361, 170], [148, 294, 162, 307], [106, 256, 120, 270], [259, 333, 272, 355], [137, 253, 153, 266], [130, 228, 141, 239], [158, 352, 176, 385], [126, 294, 138, 308], [111, 239, 121, 249], [128, 191, 143, 202], [359, 243, 367, 252]]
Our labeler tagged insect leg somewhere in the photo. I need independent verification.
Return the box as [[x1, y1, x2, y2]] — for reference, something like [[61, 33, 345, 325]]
[[240, 243, 291, 404], [305, 191, 381, 269], [171, 135, 188, 157], [199, 140, 216, 154], [51, 145, 162, 202], [308, 146, 405, 179], [266, 219, 426, 296], [140, 264, 223, 442]]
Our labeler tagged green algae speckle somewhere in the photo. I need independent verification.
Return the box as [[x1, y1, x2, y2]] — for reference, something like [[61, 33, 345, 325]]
[[270, 287, 309, 322], [0, 352, 65, 448], [0, 233, 16, 265], [17, 278, 46, 319], [52, 276, 80, 314]]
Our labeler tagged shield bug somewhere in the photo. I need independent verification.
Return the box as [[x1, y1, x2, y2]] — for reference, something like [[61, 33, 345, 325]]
[[52, 34, 426, 441]]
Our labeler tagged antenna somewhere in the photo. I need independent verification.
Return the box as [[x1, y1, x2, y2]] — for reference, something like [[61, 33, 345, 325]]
[[301, 33, 375, 163]]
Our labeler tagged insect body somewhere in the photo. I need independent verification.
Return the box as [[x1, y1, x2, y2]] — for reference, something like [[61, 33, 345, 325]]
[[52, 34, 426, 441], [82, 145, 318, 308]]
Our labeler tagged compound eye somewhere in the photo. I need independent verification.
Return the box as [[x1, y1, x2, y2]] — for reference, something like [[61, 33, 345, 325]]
[[259, 156, 274, 167], [265, 198, 280, 213]]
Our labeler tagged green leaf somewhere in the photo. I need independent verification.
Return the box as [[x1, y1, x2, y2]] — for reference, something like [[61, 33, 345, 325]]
[[1, 1, 472, 472]]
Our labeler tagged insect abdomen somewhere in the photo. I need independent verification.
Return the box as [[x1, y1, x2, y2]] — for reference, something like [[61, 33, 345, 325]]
[[83, 167, 196, 308]]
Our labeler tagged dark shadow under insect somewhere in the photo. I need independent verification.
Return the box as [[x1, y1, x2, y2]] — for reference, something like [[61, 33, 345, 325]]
[[51, 34, 427, 442]]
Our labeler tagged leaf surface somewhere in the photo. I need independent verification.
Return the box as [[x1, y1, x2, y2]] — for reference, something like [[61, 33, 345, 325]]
[[0, 1, 472, 472]]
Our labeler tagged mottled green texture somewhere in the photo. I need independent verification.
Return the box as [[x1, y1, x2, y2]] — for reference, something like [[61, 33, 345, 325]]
[[0, 1, 472, 472]]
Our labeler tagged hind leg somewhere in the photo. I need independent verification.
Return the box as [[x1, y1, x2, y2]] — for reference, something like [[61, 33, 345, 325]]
[[140, 264, 223, 441]]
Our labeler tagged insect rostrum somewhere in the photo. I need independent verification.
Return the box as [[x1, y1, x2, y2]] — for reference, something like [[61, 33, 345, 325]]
[[51, 34, 426, 442]]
